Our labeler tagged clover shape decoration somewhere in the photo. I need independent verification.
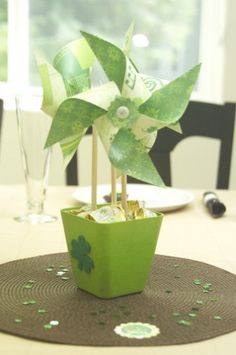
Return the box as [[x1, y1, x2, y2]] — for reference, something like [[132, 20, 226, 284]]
[[37, 38, 94, 166], [71, 235, 94, 273], [44, 27, 200, 185]]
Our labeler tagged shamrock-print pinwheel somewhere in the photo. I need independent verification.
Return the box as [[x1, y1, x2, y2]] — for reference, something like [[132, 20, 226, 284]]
[[44, 28, 200, 185], [37, 38, 94, 166]]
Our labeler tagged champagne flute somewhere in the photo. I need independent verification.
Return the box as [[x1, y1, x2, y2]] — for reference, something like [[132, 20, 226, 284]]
[[15, 94, 57, 224]]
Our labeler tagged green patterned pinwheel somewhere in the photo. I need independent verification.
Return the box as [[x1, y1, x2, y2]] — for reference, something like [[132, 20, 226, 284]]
[[37, 38, 94, 166], [44, 26, 200, 186]]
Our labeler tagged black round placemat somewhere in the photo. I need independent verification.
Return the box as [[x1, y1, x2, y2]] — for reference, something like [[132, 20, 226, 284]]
[[0, 253, 236, 346]]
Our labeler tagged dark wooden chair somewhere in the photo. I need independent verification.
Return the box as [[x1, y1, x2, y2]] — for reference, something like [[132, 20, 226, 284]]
[[65, 127, 92, 185], [128, 101, 235, 189]]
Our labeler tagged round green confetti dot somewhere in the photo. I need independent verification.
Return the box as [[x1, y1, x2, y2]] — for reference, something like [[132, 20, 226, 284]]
[[188, 313, 197, 318], [38, 309, 47, 314], [214, 315, 222, 320], [22, 300, 36, 305], [46, 268, 54, 272], [56, 271, 65, 276], [177, 319, 192, 326], [29, 300, 37, 304], [193, 279, 201, 285], [173, 312, 180, 317], [23, 284, 33, 289], [196, 300, 203, 305], [14, 318, 22, 323], [165, 290, 172, 294], [43, 324, 53, 330]]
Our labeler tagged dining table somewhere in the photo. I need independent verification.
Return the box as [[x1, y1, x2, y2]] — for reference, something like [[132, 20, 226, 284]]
[[0, 184, 235, 355]]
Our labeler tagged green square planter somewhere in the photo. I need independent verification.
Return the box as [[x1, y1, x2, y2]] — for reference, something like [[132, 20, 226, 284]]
[[61, 206, 163, 299]]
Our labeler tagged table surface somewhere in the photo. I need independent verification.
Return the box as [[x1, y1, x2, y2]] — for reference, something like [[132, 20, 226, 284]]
[[0, 185, 235, 355]]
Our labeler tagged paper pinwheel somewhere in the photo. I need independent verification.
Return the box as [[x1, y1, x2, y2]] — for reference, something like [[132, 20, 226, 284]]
[[44, 25, 200, 186], [37, 38, 94, 166]]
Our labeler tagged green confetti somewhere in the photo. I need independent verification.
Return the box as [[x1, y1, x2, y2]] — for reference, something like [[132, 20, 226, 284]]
[[56, 271, 65, 276], [188, 313, 197, 318], [38, 309, 47, 314], [213, 315, 222, 320], [196, 300, 203, 305], [14, 318, 22, 323], [23, 284, 34, 289], [177, 320, 192, 326], [193, 279, 201, 285], [22, 299, 37, 305], [173, 312, 180, 317], [165, 289, 172, 294], [43, 324, 53, 330]]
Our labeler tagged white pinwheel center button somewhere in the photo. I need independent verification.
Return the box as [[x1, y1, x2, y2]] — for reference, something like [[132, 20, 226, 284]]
[[116, 106, 130, 119]]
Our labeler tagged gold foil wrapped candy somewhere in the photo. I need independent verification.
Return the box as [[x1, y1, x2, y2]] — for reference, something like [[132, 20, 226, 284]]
[[71, 200, 156, 223], [88, 205, 126, 223]]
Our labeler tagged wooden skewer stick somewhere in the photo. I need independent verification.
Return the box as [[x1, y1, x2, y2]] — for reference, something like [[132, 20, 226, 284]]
[[91, 125, 98, 211], [111, 165, 117, 205], [121, 173, 128, 218]]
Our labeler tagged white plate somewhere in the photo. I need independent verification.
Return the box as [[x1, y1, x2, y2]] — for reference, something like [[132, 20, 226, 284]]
[[73, 184, 194, 212]]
